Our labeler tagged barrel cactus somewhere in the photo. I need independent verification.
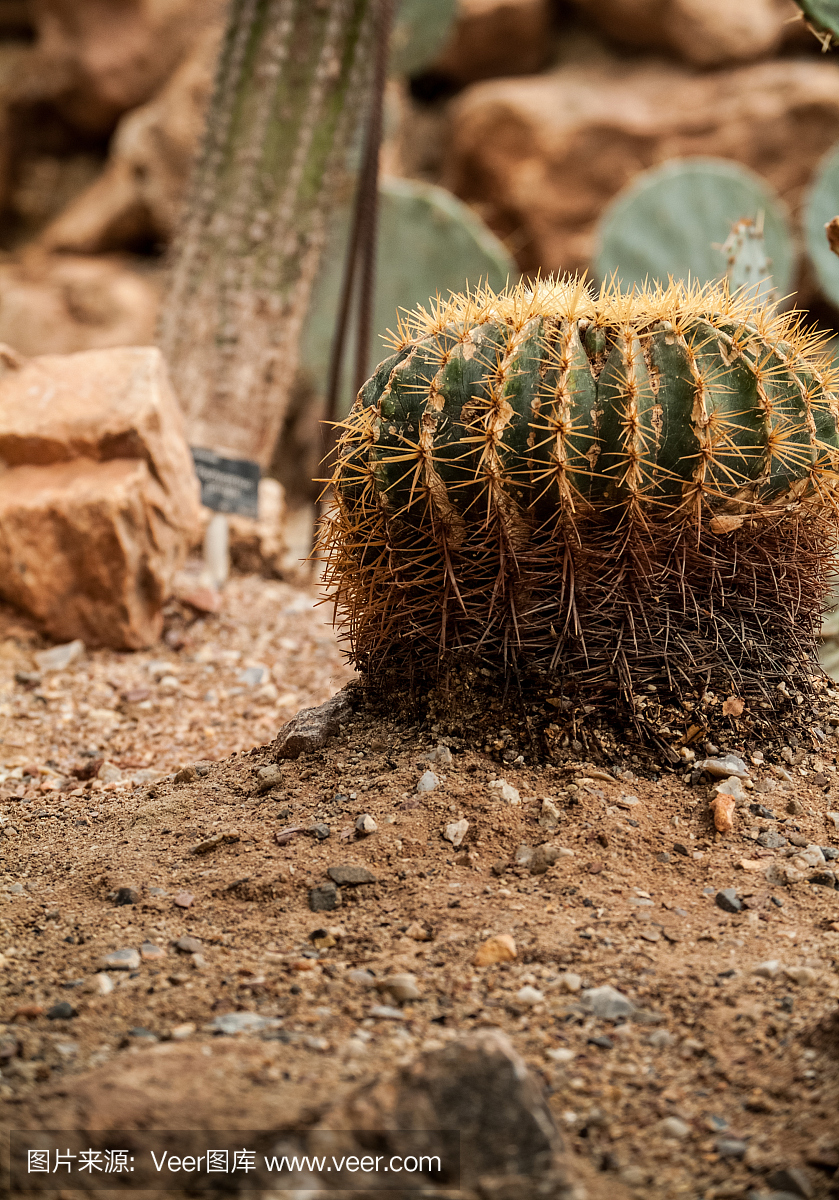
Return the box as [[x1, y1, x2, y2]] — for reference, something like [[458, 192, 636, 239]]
[[320, 279, 839, 711]]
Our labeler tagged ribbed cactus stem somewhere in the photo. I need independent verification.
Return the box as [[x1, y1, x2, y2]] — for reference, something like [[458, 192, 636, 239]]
[[321, 279, 839, 711], [159, 0, 376, 466]]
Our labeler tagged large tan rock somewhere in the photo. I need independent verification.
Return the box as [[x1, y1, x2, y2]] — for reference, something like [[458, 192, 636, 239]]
[[429, 0, 555, 85], [0, 345, 201, 648], [0, 254, 159, 356], [39, 28, 219, 253], [571, 0, 799, 66], [18, 0, 226, 134], [445, 57, 839, 277]]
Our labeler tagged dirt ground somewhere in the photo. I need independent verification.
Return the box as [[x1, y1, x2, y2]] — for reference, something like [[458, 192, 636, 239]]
[[0, 568, 838, 1200]]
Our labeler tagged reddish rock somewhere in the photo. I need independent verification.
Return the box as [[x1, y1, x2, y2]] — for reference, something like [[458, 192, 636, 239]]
[[445, 57, 839, 278], [572, 0, 798, 67], [0, 345, 201, 649], [40, 28, 220, 253], [0, 254, 159, 357], [430, 0, 554, 85], [21, 0, 226, 133]]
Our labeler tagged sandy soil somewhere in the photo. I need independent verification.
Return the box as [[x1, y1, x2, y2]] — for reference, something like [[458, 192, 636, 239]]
[[0, 571, 837, 1200]]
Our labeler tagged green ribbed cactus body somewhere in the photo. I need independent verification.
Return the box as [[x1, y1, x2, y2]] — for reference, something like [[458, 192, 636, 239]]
[[323, 281, 839, 706]]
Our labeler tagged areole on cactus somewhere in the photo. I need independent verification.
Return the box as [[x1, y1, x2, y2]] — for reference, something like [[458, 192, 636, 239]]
[[319, 279, 839, 710]]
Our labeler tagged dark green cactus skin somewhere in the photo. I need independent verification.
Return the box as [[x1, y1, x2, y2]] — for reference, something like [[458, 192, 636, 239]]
[[323, 284, 839, 706]]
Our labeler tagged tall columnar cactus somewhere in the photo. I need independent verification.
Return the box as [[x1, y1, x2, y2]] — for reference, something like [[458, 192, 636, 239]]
[[159, 0, 376, 466], [320, 280, 839, 709]]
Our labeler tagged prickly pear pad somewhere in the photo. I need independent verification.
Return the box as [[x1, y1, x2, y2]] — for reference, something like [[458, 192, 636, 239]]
[[320, 279, 839, 710]]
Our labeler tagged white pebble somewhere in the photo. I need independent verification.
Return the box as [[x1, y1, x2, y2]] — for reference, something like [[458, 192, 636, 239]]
[[488, 779, 521, 806], [417, 770, 439, 793], [516, 985, 544, 1007]]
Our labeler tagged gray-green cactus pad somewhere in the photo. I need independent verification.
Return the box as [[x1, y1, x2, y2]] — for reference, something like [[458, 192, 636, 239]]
[[392, 0, 458, 77], [300, 176, 516, 416], [594, 158, 795, 297], [806, 141, 839, 308]]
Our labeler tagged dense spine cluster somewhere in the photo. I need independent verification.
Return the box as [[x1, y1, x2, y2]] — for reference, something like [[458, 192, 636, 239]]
[[320, 280, 839, 708]]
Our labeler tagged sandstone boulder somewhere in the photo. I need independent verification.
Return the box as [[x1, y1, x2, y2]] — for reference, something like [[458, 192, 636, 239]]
[[0, 345, 201, 648], [39, 28, 219, 252], [570, 0, 799, 67], [0, 254, 159, 356], [445, 57, 839, 278], [429, 0, 555, 85], [20, 0, 226, 134]]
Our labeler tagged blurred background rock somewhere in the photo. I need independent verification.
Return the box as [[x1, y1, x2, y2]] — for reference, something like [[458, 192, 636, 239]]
[[0, 0, 836, 510]]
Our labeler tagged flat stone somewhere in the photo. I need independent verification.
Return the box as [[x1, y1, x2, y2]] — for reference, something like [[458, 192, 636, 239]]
[[783, 966, 817, 985], [529, 844, 561, 875], [473, 933, 517, 966], [488, 779, 521, 806], [387, 1029, 561, 1185], [538, 798, 560, 829], [327, 864, 376, 886], [377, 973, 422, 1003], [94, 973, 113, 996], [208, 1011, 278, 1035], [716, 1138, 748, 1159], [140, 943, 165, 962], [714, 776, 748, 801], [46, 1001, 76, 1020], [174, 936, 202, 954], [424, 744, 453, 767], [254, 763, 283, 793], [699, 754, 750, 779], [35, 640, 84, 673], [752, 960, 781, 979], [581, 985, 635, 1020], [758, 831, 787, 849], [660, 1117, 691, 1139], [444, 818, 469, 846], [103, 947, 140, 971], [309, 882, 341, 911], [556, 972, 581, 993], [239, 665, 269, 688], [274, 689, 353, 758], [173, 891, 194, 908], [515, 985, 543, 1007], [715, 888, 743, 913], [765, 1168, 813, 1199], [191, 834, 223, 855]]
